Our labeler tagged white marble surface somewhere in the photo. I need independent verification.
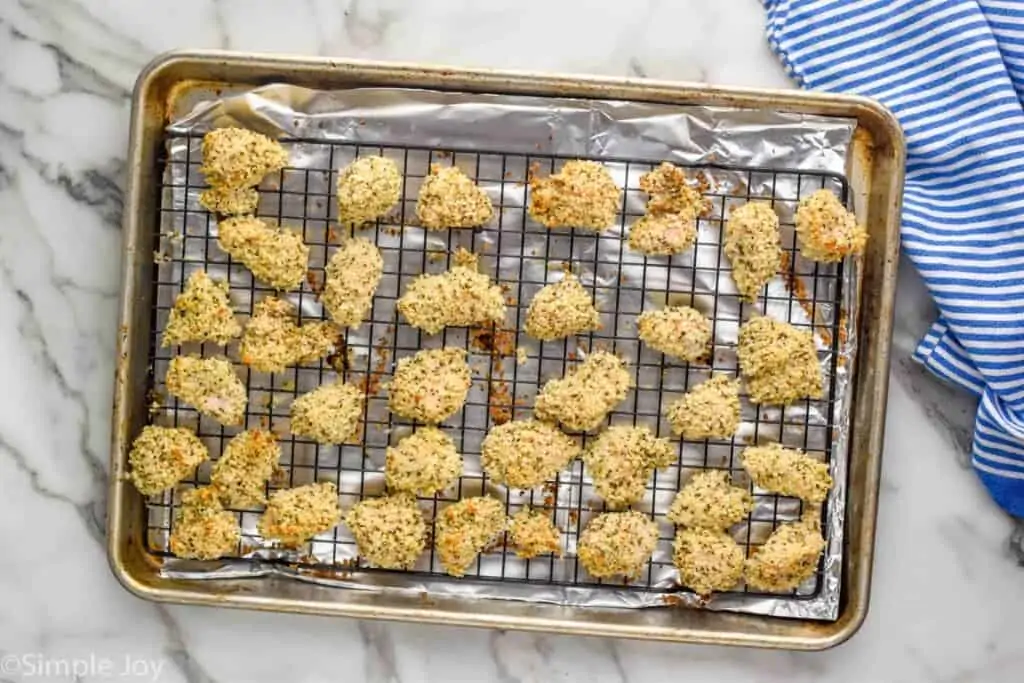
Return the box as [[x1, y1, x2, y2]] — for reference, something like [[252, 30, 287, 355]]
[[0, 0, 1022, 681]]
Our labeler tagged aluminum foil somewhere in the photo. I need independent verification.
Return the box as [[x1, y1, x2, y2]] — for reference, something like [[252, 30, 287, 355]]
[[151, 84, 858, 621]]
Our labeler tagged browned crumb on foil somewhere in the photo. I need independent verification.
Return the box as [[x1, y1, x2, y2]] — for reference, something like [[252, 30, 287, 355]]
[[666, 374, 741, 440], [741, 442, 833, 504], [337, 156, 403, 226], [577, 511, 659, 580], [435, 496, 508, 577], [321, 237, 384, 329], [528, 160, 620, 231], [240, 297, 338, 373], [162, 270, 241, 347], [480, 419, 581, 489], [385, 427, 462, 496], [744, 517, 826, 592], [345, 494, 427, 569], [737, 316, 822, 405], [165, 355, 248, 425], [794, 189, 867, 263], [673, 527, 745, 595], [169, 486, 241, 560], [290, 381, 365, 445], [667, 470, 752, 529], [416, 165, 494, 229], [128, 425, 209, 496], [397, 249, 506, 334], [636, 305, 711, 362], [200, 127, 289, 190], [582, 425, 675, 509], [258, 481, 341, 545], [210, 428, 281, 508], [508, 508, 562, 558], [387, 347, 472, 424], [534, 350, 631, 432], [217, 216, 309, 291], [524, 273, 601, 341]]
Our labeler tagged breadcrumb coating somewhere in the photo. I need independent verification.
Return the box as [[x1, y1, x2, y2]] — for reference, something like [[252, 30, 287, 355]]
[[165, 356, 247, 425], [508, 508, 562, 558], [665, 375, 741, 440], [724, 202, 781, 301], [200, 127, 289, 189], [240, 297, 338, 373], [480, 419, 581, 489], [217, 216, 309, 291], [524, 273, 601, 340], [582, 425, 675, 509], [528, 160, 620, 231], [534, 351, 631, 431], [577, 511, 659, 580], [290, 381, 365, 445], [162, 270, 241, 347], [199, 185, 260, 216], [628, 163, 705, 255], [794, 189, 867, 262], [337, 156, 402, 226], [388, 347, 472, 424], [385, 427, 462, 495], [667, 471, 752, 529], [416, 165, 493, 229], [258, 481, 341, 545], [397, 249, 506, 334], [345, 494, 427, 569], [169, 486, 240, 560], [210, 429, 281, 508], [745, 518, 825, 592], [738, 317, 823, 405], [636, 306, 711, 362], [435, 496, 508, 577], [742, 442, 833, 504], [321, 238, 383, 329], [673, 527, 745, 595], [128, 425, 209, 496]]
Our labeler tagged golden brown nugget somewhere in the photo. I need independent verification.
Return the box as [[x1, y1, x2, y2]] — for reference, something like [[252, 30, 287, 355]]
[[435, 496, 508, 577], [385, 427, 462, 495], [508, 508, 562, 558], [673, 527, 745, 595], [745, 518, 826, 592], [217, 216, 309, 291], [258, 481, 341, 545], [667, 471, 752, 529], [210, 429, 281, 508], [628, 162, 705, 255], [388, 347, 472, 424], [665, 375, 741, 440], [724, 202, 781, 301], [397, 249, 506, 334], [737, 316, 822, 405], [416, 165, 493, 229], [200, 127, 289, 189], [794, 189, 867, 262], [162, 270, 241, 347], [528, 160, 620, 231], [128, 425, 209, 496], [322, 238, 384, 329], [240, 297, 338, 373], [636, 306, 712, 362], [165, 356, 247, 425], [337, 156, 402, 226], [345, 494, 427, 569], [742, 442, 833, 504], [480, 419, 581, 489], [577, 511, 659, 580], [524, 273, 601, 341], [534, 351, 631, 432], [169, 486, 240, 560], [290, 381, 365, 445], [582, 425, 675, 509], [199, 185, 260, 216]]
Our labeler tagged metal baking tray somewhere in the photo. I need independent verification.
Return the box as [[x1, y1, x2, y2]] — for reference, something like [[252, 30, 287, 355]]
[[110, 50, 904, 649]]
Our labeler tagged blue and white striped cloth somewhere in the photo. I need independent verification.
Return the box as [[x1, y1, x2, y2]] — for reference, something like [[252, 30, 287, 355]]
[[765, 0, 1024, 517]]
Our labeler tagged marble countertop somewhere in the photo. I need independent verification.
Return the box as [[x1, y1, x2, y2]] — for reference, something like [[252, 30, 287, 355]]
[[1, 0, 1022, 681]]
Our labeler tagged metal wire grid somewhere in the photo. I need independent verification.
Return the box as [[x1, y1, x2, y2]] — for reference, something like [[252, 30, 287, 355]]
[[145, 131, 847, 601]]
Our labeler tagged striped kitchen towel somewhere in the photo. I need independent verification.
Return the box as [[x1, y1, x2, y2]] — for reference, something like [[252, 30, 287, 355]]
[[765, 0, 1024, 517]]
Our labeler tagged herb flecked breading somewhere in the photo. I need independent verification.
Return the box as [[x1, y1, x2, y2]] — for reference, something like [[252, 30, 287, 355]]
[[321, 238, 383, 329], [162, 270, 241, 347], [667, 470, 752, 529], [388, 347, 472, 424], [534, 351, 631, 432], [673, 527, 745, 595], [435, 496, 508, 577], [737, 316, 822, 405], [742, 442, 833, 504], [665, 374, 741, 440], [524, 273, 601, 341], [480, 419, 580, 489], [217, 216, 310, 291], [396, 249, 506, 334], [744, 516, 825, 592], [289, 381, 365, 445], [258, 481, 341, 545], [210, 428, 281, 508], [577, 511, 659, 580], [724, 201, 781, 302], [128, 425, 209, 496], [165, 355, 248, 425], [415, 165, 494, 229], [528, 160, 620, 231], [169, 486, 241, 560], [240, 297, 338, 373], [385, 427, 462, 495], [337, 156, 403, 226], [794, 189, 866, 263], [345, 494, 427, 569], [582, 425, 675, 509], [636, 305, 711, 362]]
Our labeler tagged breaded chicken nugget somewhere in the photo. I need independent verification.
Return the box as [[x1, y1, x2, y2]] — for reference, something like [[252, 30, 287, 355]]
[[322, 238, 383, 329], [337, 156, 402, 226], [165, 356, 247, 425], [667, 471, 752, 529], [636, 306, 711, 362], [162, 270, 241, 347], [480, 419, 580, 489], [397, 249, 506, 334], [240, 297, 338, 373], [169, 486, 240, 560], [577, 511, 659, 580], [416, 165, 493, 229], [724, 202, 781, 301], [211, 429, 281, 508], [794, 189, 866, 262], [385, 427, 462, 495], [737, 316, 822, 405], [128, 425, 209, 496], [345, 494, 427, 569], [528, 160, 620, 231], [199, 185, 260, 217], [534, 351, 631, 431], [435, 496, 508, 577], [217, 216, 309, 291], [388, 347, 472, 424], [290, 381, 365, 445], [665, 375, 741, 440], [742, 442, 832, 504], [524, 273, 601, 341], [745, 517, 825, 592], [673, 527, 745, 595], [258, 482, 341, 545], [508, 508, 562, 558], [200, 127, 288, 189], [582, 425, 675, 508], [628, 162, 705, 255]]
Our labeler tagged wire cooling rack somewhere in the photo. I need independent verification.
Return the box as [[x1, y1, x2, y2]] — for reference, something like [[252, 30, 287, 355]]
[[145, 131, 847, 601]]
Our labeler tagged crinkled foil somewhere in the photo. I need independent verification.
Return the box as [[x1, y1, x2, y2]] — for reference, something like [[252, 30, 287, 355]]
[[152, 84, 858, 621]]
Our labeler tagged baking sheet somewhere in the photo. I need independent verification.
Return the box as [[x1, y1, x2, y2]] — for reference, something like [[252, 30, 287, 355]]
[[148, 84, 858, 621]]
